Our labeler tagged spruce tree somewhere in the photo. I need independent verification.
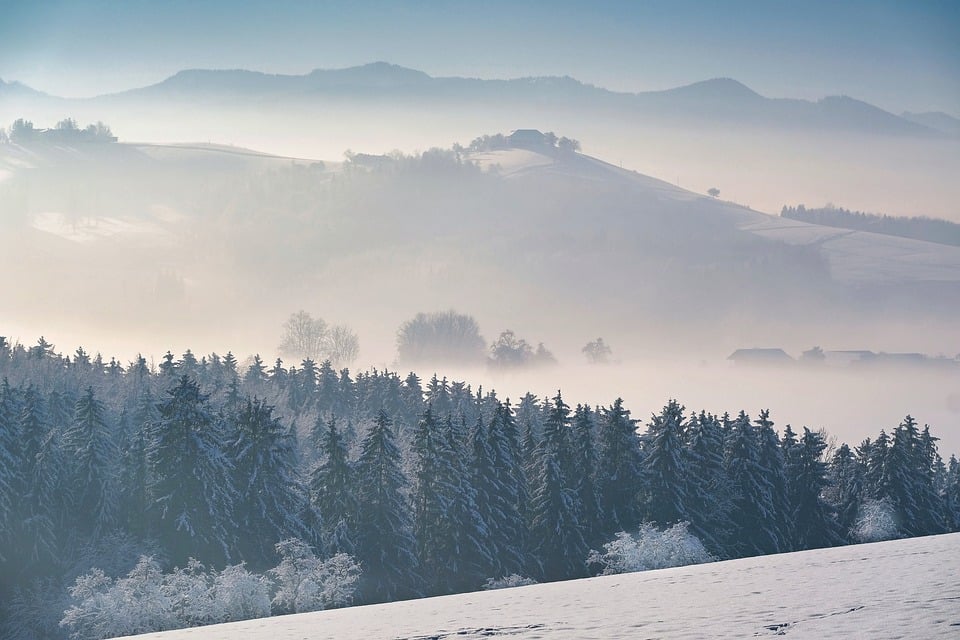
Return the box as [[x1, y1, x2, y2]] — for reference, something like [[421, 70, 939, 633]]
[[485, 403, 530, 576], [684, 410, 733, 556], [723, 410, 778, 557], [825, 443, 863, 540], [754, 409, 790, 552], [641, 400, 691, 527], [570, 404, 603, 545], [411, 406, 452, 594], [411, 407, 489, 593], [15, 388, 61, 571], [437, 414, 490, 591], [118, 388, 157, 536], [149, 376, 236, 565], [0, 380, 19, 562], [229, 398, 311, 568], [787, 427, 843, 550], [596, 398, 645, 534], [529, 392, 587, 581], [63, 387, 118, 541], [354, 410, 419, 603], [310, 416, 358, 555]]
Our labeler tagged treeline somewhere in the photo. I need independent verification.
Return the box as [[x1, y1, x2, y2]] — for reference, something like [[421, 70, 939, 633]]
[[781, 204, 960, 247], [0, 118, 116, 145], [0, 335, 958, 637]]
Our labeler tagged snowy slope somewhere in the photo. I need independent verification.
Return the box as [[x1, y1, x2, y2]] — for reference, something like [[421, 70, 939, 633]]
[[119, 533, 960, 639], [471, 148, 960, 286]]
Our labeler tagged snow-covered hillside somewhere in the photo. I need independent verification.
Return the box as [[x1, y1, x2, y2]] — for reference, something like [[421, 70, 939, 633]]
[[119, 533, 960, 639], [471, 147, 960, 286]]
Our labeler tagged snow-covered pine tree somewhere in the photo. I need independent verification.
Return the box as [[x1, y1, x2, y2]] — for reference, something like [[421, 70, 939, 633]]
[[484, 403, 530, 576], [723, 410, 778, 557], [0, 380, 19, 563], [529, 392, 588, 582], [354, 410, 419, 603], [884, 416, 948, 536], [786, 427, 843, 550], [683, 410, 733, 556], [918, 424, 950, 534], [243, 354, 268, 388], [436, 414, 490, 591], [470, 414, 500, 578], [754, 409, 790, 552], [229, 398, 312, 568], [316, 360, 340, 416], [824, 442, 863, 540], [149, 376, 237, 565], [572, 404, 602, 545], [596, 398, 645, 535], [862, 431, 889, 496], [641, 400, 692, 527], [118, 388, 158, 536], [411, 406, 489, 594], [13, 387, 61, 573], [411, 406, 453, 594], [336, 368, 356, 419], [310, 416, 358, 555], [63, 387, 119, 542], [424, 375, 453, 419]]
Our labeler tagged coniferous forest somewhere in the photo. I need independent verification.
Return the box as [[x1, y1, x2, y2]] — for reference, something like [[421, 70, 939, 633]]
[[1, 336, 958, 639]]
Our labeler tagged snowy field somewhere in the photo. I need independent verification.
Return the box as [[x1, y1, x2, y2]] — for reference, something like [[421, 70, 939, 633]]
[[471, 148, 960, 287], [120, 533, 960, 640]]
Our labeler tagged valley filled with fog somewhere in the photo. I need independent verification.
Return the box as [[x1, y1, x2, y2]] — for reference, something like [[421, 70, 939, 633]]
[[1, 110, 958, 455]]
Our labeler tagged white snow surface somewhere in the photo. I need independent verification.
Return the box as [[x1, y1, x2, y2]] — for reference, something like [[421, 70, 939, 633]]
[[119, 533, 960, 640]]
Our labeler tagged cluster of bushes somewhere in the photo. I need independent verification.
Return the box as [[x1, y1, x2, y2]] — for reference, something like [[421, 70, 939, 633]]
[[395, 309, 608, 368], [2, 118, 116, 144], [59, 539, 359, 640]]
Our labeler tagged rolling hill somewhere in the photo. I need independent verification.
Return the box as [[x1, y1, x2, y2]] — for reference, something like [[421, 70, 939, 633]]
[[2, 136, 959, 362]]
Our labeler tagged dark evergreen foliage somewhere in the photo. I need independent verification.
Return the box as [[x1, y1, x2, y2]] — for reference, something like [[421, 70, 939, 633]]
[[596, 398, 645, 534], [354, 410, 419, 603], [229, 398, 312, 568], [0, 334, 956, 637], [149, 376, 237, 566]]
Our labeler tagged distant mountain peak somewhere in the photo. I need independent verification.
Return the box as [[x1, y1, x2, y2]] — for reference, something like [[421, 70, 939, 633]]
[[307, 62, 432, 86], [663, 77, 762, 100], [0, 77, 46, 97]]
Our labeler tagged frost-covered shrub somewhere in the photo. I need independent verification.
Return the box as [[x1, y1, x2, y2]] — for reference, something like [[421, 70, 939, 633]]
[[60, 557, 273, 639], [482, 574, 538, 590], [270, 539, 361, 614], [164, 559, 214, 626], [210, 564, 272, 623], [853, 499, 900, 543], [587, 522, 716, 576], [60, 556, 178, 640]]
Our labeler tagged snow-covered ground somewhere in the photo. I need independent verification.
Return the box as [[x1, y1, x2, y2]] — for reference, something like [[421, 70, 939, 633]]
[[470, 148, 960, 287], [119, 533, 960, 639]]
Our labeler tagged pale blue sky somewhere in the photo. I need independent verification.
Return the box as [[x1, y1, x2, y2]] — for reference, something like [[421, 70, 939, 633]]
[[1, 0, 957, 114]]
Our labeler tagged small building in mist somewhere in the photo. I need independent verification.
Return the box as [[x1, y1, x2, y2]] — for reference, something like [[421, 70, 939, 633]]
[[824, 350, 876, 367], [727, 348, 794, 366], [507, 129, 548, 149]]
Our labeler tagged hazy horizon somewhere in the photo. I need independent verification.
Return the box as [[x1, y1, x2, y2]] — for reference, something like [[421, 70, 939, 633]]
[[1, 1, 958, 115]]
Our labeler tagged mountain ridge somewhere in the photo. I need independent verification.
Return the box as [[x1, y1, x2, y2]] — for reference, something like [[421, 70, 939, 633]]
[[1, 63, 940, 137]]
